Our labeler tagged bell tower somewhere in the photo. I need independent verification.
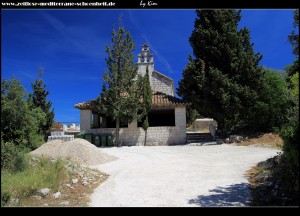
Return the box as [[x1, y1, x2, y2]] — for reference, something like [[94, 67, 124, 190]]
[[137, 43, 154, 76]]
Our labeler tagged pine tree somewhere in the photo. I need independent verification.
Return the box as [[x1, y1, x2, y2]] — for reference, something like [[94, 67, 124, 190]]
[[286, 9, 299, 79], [178, 10, 264, 131], [98, 21, 140, 146], [141, 65, 152, 146], [28, 67, 54, 141]]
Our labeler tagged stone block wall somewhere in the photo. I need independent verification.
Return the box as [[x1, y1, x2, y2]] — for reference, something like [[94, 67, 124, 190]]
[[151, 71, 174, 96], [192, 118, 218, 131]]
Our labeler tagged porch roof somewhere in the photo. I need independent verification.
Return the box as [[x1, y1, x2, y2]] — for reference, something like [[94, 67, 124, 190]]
[[74, 91, 189, 110]]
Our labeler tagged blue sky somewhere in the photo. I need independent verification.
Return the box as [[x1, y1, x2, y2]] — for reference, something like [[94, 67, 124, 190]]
[[1, 9, 296, 123]]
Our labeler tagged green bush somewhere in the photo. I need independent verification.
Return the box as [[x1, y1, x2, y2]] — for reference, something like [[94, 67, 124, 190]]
[[1, 141, 19, 170], [250, 68, 291, 132], [13, 154, 30, 173], [280, 102, 299, 193], [27, 131, 45, 150]]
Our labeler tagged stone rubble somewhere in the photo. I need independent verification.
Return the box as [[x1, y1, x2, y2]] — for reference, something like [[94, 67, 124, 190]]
[[39, 188, 50, 197], [53, 192, 61, 199]]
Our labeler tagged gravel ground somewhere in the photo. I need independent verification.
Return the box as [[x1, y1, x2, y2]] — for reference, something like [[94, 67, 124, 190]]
[[30, 139, 117, 166], [89, 145, 279, 207]]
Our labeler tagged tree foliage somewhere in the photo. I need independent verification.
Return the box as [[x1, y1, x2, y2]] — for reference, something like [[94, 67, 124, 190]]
[[250, 68, 290, 131], [279, 9, 299, 194], [186, 107, 201, 128], [28, 68, 54, 141], [1, 77, 46, 169], [288, 9, 299, 57], [140, 65, 152, 146], [178, 9, 264, 131], [97, 21, 140, 146]]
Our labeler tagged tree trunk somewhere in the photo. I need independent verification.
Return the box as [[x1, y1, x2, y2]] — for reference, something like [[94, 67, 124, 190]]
[[115, 118, 120, 147], [144, 129, 147, 146]]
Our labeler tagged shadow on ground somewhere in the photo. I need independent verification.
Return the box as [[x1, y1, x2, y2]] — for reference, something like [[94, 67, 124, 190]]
[[188, 183, 250, 207]]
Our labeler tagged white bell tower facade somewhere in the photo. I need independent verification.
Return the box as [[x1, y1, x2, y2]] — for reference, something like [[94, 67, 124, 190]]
[[137, 43, 154, 77]]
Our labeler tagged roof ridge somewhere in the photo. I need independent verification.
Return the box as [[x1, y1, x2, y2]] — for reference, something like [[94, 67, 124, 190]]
[[153, 70, 173, 81]]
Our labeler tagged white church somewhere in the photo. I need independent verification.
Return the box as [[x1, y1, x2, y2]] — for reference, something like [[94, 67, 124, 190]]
[[74, 44, 188, 146]]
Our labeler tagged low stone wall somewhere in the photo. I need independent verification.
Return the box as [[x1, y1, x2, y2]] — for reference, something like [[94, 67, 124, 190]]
[[85, 124, 186, 146], [192, 118, 217, 131]]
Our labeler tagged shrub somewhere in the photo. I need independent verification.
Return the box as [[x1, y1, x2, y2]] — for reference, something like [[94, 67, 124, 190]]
[[1, 141, 19, 170], [13, 154, 30, 173], [279, 73, 299, 196], [280, 105, 299, 190], [1, 157, 69, 206]]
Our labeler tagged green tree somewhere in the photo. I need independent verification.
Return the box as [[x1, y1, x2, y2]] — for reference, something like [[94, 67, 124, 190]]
[[178, 10, 264, 131], [251, 68, 290, 131], [289, 72, 299, 99], [288, 9, 299, 57], [186, 107, 201, 128], [28, 67, 54, 141], [286, 9, 299, 79], [98, 21, 140, 146], [1, 77, 45, 168], [279, 9, 299, 194], [140, 65, 152, 146]]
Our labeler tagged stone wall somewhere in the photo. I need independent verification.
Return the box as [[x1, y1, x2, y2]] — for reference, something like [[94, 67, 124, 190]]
[[137, 65, 174, 96], [151, 71, 174, 96], [80, 110, 92, 131], [137, 63, 154, 77], [192, 118, 218, 131], [80, 107, 186, 146]]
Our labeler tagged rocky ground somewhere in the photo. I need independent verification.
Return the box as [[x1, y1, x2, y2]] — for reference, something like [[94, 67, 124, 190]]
[[246, 154, 299, 206], [242, 133, 298, 206], [11, 134, 296, 207], [17, 157, 109, 207], [7, 138, 117, 207]]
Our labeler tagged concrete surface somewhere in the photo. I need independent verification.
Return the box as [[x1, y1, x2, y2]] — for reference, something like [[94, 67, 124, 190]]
[[89, 145, 279, 207]]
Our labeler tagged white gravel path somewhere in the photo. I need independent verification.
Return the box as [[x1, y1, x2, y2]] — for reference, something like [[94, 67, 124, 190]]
[[89, 145, 280, 207]]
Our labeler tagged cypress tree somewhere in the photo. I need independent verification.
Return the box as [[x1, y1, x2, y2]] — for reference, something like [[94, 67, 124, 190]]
[[141, 65, 152, 146], [178, 10, 264, 131]]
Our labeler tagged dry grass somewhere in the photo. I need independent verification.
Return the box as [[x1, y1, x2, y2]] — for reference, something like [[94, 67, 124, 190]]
[[236, 133, 283, 149], [2, 157, 109, 207], [245, 166, 266, 187], [20, 173, 108, 207]]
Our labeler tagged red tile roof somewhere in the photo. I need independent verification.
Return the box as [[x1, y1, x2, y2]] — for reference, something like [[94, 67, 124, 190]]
[[74, 91, 188, 110], [151, 92, 187, 108]]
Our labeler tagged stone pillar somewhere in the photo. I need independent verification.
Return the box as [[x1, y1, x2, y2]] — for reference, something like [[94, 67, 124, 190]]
[[80, 110, 91, 131], [175, 107, 186, 128], [175, 106, 187, 144], [128, 120, 137, 129]]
